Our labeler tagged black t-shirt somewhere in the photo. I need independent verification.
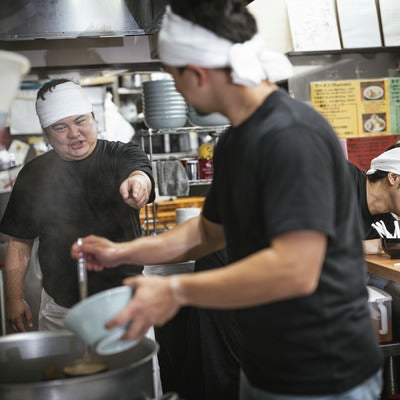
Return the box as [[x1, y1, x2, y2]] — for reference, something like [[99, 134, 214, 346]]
[[0, 140, 155, 307], [348, 161, 395, 239], [203, 90, 382, 395]]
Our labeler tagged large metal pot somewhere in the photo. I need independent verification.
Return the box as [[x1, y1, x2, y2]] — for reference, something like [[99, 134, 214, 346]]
[[0, 330, 158, 400]]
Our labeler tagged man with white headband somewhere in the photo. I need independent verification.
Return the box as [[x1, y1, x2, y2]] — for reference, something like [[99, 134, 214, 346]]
[[0, 79, 155, 332], [348, 145, 400, 299], [72, 1, 382, 399], [349, 144, 400, 255]]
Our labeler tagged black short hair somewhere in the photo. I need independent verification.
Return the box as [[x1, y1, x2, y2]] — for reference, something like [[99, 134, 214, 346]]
[[169, 0, 257, 43], [385, 142, 400, 152], [367, 170, 388, 183]]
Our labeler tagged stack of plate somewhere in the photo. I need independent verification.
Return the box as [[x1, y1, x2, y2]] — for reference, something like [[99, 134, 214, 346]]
[[142, 79, 187, 129]]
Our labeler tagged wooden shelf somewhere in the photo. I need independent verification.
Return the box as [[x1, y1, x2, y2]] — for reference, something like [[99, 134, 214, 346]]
[[140, 196, 205, 232]]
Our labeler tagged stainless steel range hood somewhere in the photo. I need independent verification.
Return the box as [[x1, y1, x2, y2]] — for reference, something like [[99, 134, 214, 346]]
[[0, 0, 168, 40], [0, 0, 254, 79]]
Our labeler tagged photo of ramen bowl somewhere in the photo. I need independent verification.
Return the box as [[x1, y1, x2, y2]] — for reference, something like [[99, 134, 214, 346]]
[[363, 85, 384, 100], [364, 114, 386, 133]]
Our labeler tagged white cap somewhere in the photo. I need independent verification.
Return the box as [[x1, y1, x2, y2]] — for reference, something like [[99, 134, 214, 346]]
[[367, 147, 400, 175]]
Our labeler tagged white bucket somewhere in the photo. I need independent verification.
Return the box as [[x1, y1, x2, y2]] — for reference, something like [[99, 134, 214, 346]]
[[0, 50, 30, 126], [175, 207, 201, 225]]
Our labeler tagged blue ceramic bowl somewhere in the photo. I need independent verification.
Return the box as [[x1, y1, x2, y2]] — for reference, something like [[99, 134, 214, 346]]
[[64, 286, 137, 355]]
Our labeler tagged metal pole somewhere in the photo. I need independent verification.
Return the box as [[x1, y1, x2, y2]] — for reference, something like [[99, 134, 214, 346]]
[[148, 130, 157, 236], [0, 266, 6, 335], [140, 131, 150, 236]]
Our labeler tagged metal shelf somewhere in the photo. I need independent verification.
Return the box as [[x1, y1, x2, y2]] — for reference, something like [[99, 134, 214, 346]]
[[139, 125, 217, 231], [189, 179, 213, 186], [287, 46, 400, 57], [140, 125, 230, 136], [150, 152, 197, 160], [117, 87, 142, 95]]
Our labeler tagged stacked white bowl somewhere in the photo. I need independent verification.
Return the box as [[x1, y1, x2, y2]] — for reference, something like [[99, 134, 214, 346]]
[[142, 79, 187, 129]]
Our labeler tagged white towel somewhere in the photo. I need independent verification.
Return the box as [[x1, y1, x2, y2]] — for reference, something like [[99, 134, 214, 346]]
[[367, 147, 400, 175], [158, 6, 293, 85]]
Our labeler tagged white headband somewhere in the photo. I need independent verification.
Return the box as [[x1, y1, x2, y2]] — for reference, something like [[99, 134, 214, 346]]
[[158, 6, 293, 86], [367, 147, 400, 175], [36, 81, 93, 128]]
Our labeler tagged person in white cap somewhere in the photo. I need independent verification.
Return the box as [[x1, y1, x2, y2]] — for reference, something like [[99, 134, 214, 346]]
[[72, 1, 382, 399], [349, 144, 400, 256], [348, 144, 400, 353], [348, 144, 400, 296], [0, 79, 155, 332], [0, 50, 30, 127], [0, 50, 30, 337]]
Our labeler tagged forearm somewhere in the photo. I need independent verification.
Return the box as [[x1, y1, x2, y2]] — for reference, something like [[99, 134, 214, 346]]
[[4, 238, 33, 302], [118, 216, 225, 265], [171, 231, 325, 309], [128, 170, 152, 193], [120, 170, 153, 209], [363, 238, 384, 255]]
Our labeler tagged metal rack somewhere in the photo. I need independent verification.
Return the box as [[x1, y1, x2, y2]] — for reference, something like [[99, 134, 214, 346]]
[[139, 125, 229, 236]]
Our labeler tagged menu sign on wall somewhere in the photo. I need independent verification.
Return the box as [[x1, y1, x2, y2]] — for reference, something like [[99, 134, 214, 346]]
[[310, 78, 400, 138], [390, 78, 400, 132]]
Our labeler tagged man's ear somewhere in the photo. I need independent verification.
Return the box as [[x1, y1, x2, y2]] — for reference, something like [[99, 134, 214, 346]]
[[388, 172, 400, 188], [186, 64, 208, 87], [42, 128, 49, 145]]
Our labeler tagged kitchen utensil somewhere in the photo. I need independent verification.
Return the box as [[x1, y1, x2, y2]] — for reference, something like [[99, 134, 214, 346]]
[[378, 220, 393, 238], [0, 331, 158, 400], [371, 220, 394, 238], [64, 285, 136, 355], [63, 238, 107, 376], [0, 263, 6, 336], [77, 238, 87, 300], [394, 220, 400, 238], [144, 115, 187, 130], [367, 286, 392, 342], [371, 222, 385, 238], [142, 79, 188, 129], [382, 238, 400, 259]]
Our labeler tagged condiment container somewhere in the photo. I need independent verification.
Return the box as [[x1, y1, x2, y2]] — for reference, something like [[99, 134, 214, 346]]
[[367, 286, 392, 343]]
